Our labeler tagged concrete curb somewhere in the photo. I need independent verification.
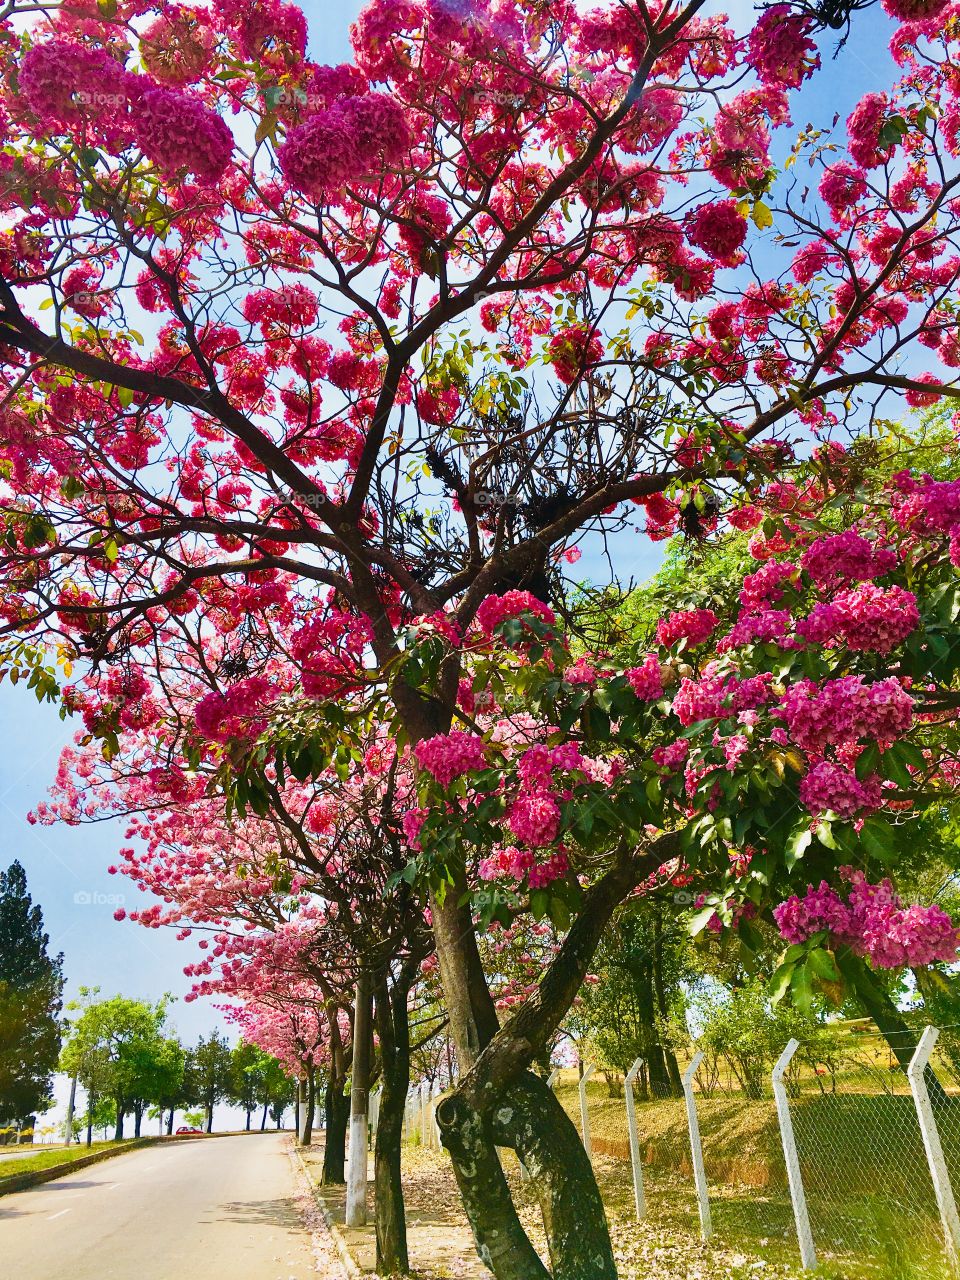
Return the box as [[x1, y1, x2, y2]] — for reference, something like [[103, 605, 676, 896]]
[[292, 1143, 364, 1279]]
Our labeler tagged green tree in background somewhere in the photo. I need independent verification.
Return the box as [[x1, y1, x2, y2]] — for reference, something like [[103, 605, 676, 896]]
[[0, 861, 63, 1125], [185, 1031, 233, 1133]]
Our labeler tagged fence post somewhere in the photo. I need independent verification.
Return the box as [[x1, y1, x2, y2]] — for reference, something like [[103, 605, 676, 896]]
[[682, 1052, 712, 1241], [909, 1025, 960, 1267], [547, 1067, 560, 1089], [624, 1057, 647, 1220], [772, 1038, 816, 1270], [420, 1081, 431, 1146]]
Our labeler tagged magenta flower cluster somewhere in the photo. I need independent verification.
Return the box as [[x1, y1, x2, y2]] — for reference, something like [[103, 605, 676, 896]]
[[797, 582, 920, 653], [797, 760, 883, 819], [655, 607, 718, 649], [277, 92, 411, 201], [774, 868, 959, 968], [414, 730, 487, 789], [780, 676, 913, 753]]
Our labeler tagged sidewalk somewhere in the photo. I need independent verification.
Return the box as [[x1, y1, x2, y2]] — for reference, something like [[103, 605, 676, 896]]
[[298, 1141, 491, 1279]]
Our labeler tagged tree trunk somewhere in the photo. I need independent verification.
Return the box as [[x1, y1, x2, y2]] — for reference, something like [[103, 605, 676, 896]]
[[839, 949, 950, 1106], [167, 1108, 174, 1135], [347, 972, 373, 1227], [373, 969, 413, 1274], [205, 1102, 213, 1133], [245, 1108, 252, 1131], [322, 1069, 349, 1183], [114, 1103, 124, 1141], [133, 1104, 143, 1138], [85, 1091, 95, 1148], [300, 1069, 315, 1147], [260, 1103, 268, 1130], [438, 1070, 617, 1280]]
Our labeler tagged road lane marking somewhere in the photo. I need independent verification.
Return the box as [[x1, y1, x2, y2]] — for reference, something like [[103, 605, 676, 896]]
[[47, 1209, 71, 1220]]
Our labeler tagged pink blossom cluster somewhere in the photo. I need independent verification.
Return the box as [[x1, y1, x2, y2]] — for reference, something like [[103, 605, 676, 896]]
[[18, 41, 234, 181], [474, 590, 556, 636], [746, 5, 819, 89], [686, 200, 747, 264], [740, 560, 800, 608], [625, 654, 663, 700], [134, 85, 234, 183], [478, 844, 568, 889], [656, 608, 718, 649], [891, 472, 960, 539], [508, 789, 561, 847], [780, 676, 914, 752], [414, 729, 487, 789], [718, 607, 793, 650], [798, 760, 883, 818], [652, 738, 690, 772], [797, 582, 920, 653], [194, 675, 276, 743], [672, 672, 773, 726], [277, 92, 411, 201], [517, 743, 587, 788], [774, 868, 959, 968], [800, 529, 896, 588]]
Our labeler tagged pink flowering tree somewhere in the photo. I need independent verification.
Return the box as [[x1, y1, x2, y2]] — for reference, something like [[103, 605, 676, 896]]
[[8, 0, 960, 1273], [42, 701, 432, 1270]]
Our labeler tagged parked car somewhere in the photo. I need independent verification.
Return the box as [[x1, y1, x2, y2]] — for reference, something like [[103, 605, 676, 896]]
[[175, 1126, 203, 1135]]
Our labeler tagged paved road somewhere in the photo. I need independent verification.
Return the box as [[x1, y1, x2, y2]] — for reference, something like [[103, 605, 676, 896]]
[[0, 1132, 322, 1279]]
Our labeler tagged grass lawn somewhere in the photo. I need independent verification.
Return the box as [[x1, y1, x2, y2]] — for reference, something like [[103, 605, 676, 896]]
[[0, 1140, 136, 1181]]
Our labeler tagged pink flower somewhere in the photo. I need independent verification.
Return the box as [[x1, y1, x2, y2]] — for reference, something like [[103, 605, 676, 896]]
[[798, 583, 920, 653], [800, 529, 896, 588], [508, 790, 561, 847], [656, 608, 718, 649], [798, 760, 883, 819], [278, 92, 411, 200], [414, 730, 487, 789], [686, 200, 748, 264], [564, 657, 597, 685], [475, 591, 556, 636], [194, 675, 277, 743], [746, 5, 819, 88], [134, 86, 234, 183], [780, 676, 913, 753], [547, 324, 603, 384], [625, 654, 663, 701]]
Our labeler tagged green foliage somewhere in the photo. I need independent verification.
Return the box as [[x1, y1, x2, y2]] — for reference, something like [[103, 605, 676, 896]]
[[0, 861, 64, 1122]]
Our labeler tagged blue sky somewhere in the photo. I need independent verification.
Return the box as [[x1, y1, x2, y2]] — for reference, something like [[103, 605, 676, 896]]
[[3, 1, 904, 1131]]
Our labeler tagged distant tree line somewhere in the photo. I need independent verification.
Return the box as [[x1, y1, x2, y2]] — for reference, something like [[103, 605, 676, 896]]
[[60, 989, 295, 1143]]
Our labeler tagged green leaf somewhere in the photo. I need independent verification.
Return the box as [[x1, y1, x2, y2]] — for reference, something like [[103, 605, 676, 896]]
[[769, 960, 795, 1005], [808, 947, 840, 983], [791, 961, 815, 1014]]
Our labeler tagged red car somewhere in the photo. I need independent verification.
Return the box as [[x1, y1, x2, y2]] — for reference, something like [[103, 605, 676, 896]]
[[175, 1126, 203, 1135]]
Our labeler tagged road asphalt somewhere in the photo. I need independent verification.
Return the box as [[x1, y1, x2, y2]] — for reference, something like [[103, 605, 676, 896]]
[[0, 1131, 322, 1279]]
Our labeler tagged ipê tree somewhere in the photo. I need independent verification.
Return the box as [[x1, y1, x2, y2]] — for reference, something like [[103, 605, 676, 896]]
[[7, 0, 960, 1274]]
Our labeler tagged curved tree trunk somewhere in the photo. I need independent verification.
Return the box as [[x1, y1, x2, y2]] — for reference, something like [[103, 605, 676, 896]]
[[438, 1071, 617, 1280], [838, 948, 950, 1105]]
